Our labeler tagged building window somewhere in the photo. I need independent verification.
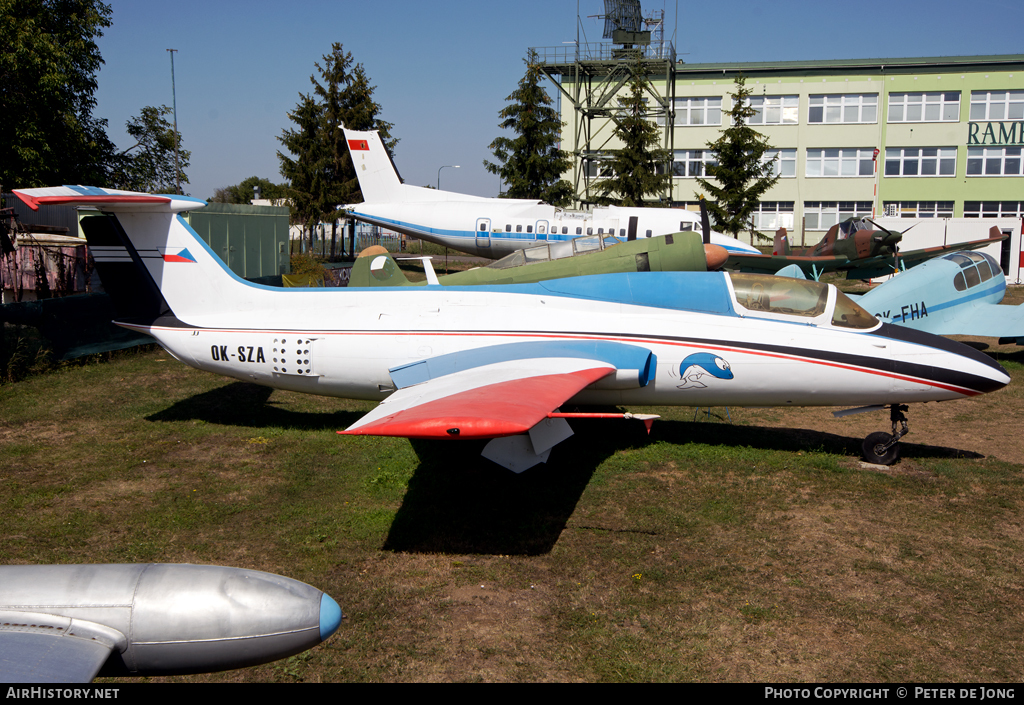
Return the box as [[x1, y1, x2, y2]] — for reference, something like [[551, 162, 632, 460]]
[[882, 201, 955, 218], [762, 149, 797, 178], [671, 97, 722, 126], [752, 202, 795, 230], [884, 147, 957, 177], [887, 92, 960, 122], [967, 147, 1024, 176], [747, 95, 799, 125], [805, 148, 874, 177], [970, 91, 1024, 121], [803, 202, 873, 230], [808, 94, 878, 124], [671, 150, 717, 177], [964, 201, 1024, 218], [583, 158, 614, 179]]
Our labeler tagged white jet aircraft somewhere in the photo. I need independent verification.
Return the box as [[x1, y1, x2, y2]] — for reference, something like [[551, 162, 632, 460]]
[[13, 186, 1011, 469], [340, 128, 762, 259]]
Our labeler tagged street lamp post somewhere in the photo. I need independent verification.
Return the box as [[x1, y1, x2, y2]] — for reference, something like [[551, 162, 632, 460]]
[[167, 49, 180, 195], [437, 165, 460, 190]]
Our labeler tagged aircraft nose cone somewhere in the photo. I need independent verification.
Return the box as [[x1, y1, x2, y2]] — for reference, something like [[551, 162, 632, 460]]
[[320, 592, 343, 641], [703, 243, 728, 271]]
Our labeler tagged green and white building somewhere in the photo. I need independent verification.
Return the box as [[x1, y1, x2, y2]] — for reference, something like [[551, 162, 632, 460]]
[[540, 53, 1024, 249]]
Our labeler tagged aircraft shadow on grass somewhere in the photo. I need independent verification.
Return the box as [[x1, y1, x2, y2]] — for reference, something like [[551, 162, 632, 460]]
[[146, 385, 983, 555], [145, 381, 366, 432]]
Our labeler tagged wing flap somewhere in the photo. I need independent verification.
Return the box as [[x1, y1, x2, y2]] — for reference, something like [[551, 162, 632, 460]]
[[340, 358, 615, 439]]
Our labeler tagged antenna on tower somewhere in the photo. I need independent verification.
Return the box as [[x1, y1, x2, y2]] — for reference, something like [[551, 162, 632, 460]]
[[601, 0, 650, 47]]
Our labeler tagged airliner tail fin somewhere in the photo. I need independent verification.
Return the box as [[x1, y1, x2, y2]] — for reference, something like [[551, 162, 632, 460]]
[[344, 128, 404, 204]]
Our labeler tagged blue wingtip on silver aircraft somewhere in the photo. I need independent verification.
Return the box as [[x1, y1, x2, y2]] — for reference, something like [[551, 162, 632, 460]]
[[11, 186, 1011, 470]]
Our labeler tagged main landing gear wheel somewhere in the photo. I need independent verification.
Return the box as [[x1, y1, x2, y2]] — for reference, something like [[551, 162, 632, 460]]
[[861, 404, 909, 466]]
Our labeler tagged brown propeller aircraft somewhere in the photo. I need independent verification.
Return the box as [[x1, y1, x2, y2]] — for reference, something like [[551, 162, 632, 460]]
[[725, 218, 1007, 280]]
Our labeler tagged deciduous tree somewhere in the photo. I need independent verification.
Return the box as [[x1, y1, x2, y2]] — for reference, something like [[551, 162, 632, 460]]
[[110, 106, 190, 193], [0, 0, 116, 189], [209, 176, 289, 205]]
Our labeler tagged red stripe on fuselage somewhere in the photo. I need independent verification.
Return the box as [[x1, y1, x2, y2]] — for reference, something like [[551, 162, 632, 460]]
[[125, 324, 982, 397]]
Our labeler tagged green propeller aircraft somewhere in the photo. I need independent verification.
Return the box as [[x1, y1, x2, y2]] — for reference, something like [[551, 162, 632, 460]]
[[347, 230, 727, 288]]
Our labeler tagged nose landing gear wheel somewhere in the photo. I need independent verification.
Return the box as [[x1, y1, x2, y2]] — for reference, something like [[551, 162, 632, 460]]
[[863, 431, 900, 465], [861, 404, 909, 466]]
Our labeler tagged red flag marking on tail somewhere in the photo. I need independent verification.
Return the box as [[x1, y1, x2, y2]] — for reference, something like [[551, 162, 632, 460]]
[[348, 140, 369, 151]]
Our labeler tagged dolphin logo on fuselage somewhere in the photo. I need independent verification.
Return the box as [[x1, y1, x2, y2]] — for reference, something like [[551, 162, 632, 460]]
[[677, 353, 734, 389]]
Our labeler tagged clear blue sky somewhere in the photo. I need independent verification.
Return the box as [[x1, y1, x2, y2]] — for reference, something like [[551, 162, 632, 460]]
[[93, 0, 1023, 201]]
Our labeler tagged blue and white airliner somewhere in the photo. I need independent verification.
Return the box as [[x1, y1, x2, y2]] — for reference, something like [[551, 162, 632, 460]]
[[13, 186, 1010, 470], [341, 128, 761, 259]]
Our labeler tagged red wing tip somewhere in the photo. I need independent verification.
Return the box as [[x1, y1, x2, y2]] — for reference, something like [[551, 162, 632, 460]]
[[340, 418, 533, 440], [12, 191, 172, 211]]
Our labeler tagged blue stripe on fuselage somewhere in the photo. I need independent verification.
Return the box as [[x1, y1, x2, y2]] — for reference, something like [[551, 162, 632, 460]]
[[347, 210, 758, 254], [174, 213, 741, 313], [389, 340, 657, 389], [889, 279, 1005, 322]]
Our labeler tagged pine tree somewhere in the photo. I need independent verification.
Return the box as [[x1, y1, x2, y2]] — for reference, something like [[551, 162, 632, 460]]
[[312, 45, 396, 209], [277, 43, 396, 247], [593, 66, 672, 207], [484, 50, 572, 207], [695, 74, 779, 237], [278, 93, 326, 246]]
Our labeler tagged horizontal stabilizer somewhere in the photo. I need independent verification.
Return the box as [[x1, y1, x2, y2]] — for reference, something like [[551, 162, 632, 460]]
[[13, 186, 206, 214]]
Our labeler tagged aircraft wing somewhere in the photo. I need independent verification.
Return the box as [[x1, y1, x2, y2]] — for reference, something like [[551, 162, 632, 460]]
[[341, 359, 614, 438], [0, 613, 120, 683], [340, 340, 656, 439], [937, 302, 1024, 343], [866, 230, 1009, 274], [725, 252, 850, 277], [728, 229, 1008, 280]]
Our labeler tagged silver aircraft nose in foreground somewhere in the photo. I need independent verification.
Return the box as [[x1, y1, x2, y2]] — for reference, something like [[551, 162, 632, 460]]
[[0, 563, 343, 682]]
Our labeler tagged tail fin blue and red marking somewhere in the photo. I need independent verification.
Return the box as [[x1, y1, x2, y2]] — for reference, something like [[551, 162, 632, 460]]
[[163, 249, 197, 263]]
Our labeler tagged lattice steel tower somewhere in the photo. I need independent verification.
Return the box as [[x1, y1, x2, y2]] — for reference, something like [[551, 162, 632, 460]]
[[531, 1, 676, 206]]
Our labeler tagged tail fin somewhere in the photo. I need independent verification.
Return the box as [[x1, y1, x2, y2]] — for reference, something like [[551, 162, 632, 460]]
[[773, 228, 790, 256], [344, 128, 404, 203], [13, 187, 249, 325], [347, 247, 414, 288]]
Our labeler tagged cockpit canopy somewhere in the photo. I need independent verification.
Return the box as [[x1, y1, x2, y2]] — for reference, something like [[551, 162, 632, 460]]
[[486, 235, 623, 270], [943, 250, 1002, 292], [728, 272, 879, 330]]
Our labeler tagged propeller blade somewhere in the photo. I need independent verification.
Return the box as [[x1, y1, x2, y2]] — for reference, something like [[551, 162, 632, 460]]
[[865, 218, 894, 237], [699, 195, 711, 246]]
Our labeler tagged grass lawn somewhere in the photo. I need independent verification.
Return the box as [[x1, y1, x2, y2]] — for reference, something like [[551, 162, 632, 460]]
[[2, 340, 1023, 682]]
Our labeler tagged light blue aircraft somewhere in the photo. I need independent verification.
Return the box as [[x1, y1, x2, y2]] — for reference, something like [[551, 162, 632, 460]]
[[854, 250, 1024, 345]]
